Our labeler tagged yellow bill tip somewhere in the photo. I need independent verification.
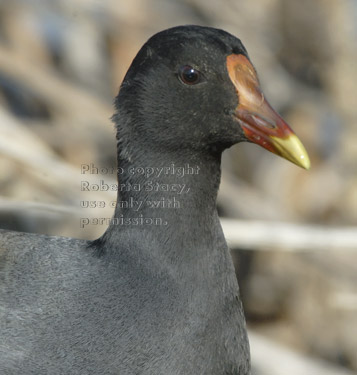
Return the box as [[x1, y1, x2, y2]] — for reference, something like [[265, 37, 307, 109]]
[[271, 134, 311, 170]]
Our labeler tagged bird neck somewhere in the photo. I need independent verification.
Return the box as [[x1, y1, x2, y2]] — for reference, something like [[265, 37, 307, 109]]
[[112, 148, 221, 229], [94, 145, 230, 283], [98, 137, 225, 253]]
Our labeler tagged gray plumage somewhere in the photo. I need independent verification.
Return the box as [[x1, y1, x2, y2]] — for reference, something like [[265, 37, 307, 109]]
[[0, 25, 254, 374]]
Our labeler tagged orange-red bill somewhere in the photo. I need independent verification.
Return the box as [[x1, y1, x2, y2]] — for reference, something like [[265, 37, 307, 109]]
[[227, 54, 310, 170]]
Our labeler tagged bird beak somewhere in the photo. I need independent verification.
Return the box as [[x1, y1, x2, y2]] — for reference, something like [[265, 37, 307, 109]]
[[227, 54, 310, 170]]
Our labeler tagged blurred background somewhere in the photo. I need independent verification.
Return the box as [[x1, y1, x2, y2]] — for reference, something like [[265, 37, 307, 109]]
[[0, 0, 356, 374]]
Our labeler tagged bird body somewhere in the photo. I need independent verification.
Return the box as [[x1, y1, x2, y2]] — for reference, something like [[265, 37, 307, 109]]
[[0, 215, 249, 374], [0, 25, 309, 374]]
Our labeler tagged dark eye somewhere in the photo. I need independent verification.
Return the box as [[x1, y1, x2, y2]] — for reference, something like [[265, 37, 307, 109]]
[[178, 65, 201, 85]]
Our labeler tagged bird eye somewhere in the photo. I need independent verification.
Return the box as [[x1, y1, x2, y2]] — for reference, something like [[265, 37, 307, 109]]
[[178, 65, 201, 85]]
